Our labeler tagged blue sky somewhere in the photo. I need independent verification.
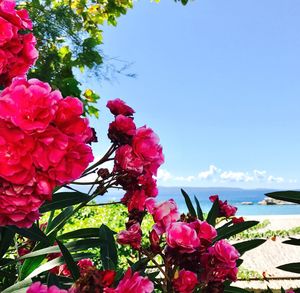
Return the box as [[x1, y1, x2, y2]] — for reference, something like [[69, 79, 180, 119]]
[[88, 0, 300, 189]]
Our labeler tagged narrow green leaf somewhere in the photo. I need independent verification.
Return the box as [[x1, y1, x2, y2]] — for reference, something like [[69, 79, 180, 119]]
[[283, 238, 300, 246], [8, 224, 49, 244], [0, 227, 15, 259], [99, 225, 118, 270], [56, 239, 80, 281], [281, 287, 285, 293], [40, 192, 90, 213], [277, 262, 300, 274], [206, 199, 219, 226], [181, 189, 196, 217], [58, 228, 100, 240], [130, 257, 149, 272], [224, 286, 250, 293], [233, 239, 266, 256], [2, 278, 32, 293], [47, 207, 74, 236], [266, 190, 300, 204], [215, 221, 259, 241], [194, 196, 204, 220]]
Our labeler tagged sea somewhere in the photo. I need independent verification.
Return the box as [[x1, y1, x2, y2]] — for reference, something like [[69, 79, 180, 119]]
[[97, 186, 300, 216]]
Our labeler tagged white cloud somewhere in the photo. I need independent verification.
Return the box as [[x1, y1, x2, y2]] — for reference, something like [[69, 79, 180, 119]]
[[174, 175, 195, 182], [198, 165, 220, 180], [267, 175, 284, 183], [253, 169, 267, 180], [220, 171, 254, 182], [157, 169, 172, 181]]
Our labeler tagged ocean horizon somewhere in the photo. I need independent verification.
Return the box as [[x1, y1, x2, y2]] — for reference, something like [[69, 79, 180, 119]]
[[95, 186, 300, 216]]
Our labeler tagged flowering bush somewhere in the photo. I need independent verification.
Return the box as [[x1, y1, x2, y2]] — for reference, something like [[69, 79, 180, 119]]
[[0, 1, 297, 293]]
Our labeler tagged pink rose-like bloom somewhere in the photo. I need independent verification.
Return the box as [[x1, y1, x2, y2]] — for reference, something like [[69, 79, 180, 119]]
[[54, 96, 93, 143], [0, 78, 61, 132], [107, 98, 135, 116], [138, 173, 158, 197], [117, 223, 142, 250], [105, 268, 154, 293], [108, 114, 136, 145], [200, 239, 240, 283], [166, 222, 200, 253], [189, 220, 217, 247], [286, 289, 295, 293], [145, 198, 180, 235], [0, 120, 35, 184], [173, 269, 198, 293], [121, 189, 147, 211], [132, 126, 164, 176], [114, 145, 144, 175], [60, 258, 94, 277], [209, 195, 237, 218], [0, 0, 37, 86], [27, 282, 69, 293]]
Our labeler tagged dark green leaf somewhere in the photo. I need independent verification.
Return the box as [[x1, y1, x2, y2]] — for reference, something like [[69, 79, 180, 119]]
[[181, 189, 196, 217], [130, 257, 149, 272], [47, 207, 74, 236], [277, 262, 300, 274], [281, 287, 285, 293], [40, 192, 90, 213], [283, 238, 300, 246], [99, 225, 118, 270], [58, 228, 100, 240], [56, 239, 80, 281], [266, 190, 300, 204], [2, 278, 32, 293], [206, 199, 219, 226], [215, 221, 259, 241], [0, 228, 15, 259], [8, 224, 49, 244], [224, 285, 250, 292], [194, 196, 204, 220], [233, 239, 266, 256]]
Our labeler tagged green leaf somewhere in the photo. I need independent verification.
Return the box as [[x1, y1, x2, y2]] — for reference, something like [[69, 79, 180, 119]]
[[181, 189, 196, 217], [277, 262, 300, 274], [47, 207, 74, 236], [2, 278, 32, 293], [130, 257, 149, 272], [99, 225, 118, 270], [0, 228, 15, 259], [224, 286, 251, 293], [233, 239, 266, 256], [56, 239, 80, 281], [40, 192, 90, 213], [283, 237, 300, 246], [266, 190, 300, 204], [215, 221, 259, 241], [281, 287, 285, 293], [8, 224, 49, 244], [206, 199, 219, 226], [58, 228, 100, 240], [194, 196, 204, 220]]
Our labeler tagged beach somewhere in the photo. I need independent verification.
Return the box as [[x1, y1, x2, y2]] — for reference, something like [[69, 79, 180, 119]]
[[235, 215, 300, 290]]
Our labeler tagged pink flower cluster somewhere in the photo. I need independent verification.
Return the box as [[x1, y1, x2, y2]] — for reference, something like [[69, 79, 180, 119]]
[[209, 195, 237, 218], [0, 0, 38, 86], [27, 282, 69, 293], [200, 239, 240, 283], [0, 78, 94, 228], [173, 269, 198, 293]]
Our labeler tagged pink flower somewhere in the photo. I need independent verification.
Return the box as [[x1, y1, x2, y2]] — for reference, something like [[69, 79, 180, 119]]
[[117, 223, 142, 249], [137, 173, 158, 197], [26, 282, 69, 293], [209, 195, 237, 218], [149, 229, 160, 253], [121, 189, 147, 211], [286, 289, 295, 293], [108, 114, 136, 145], [145, 198, 180, 235], [0, 120, 35, 184], [0, 16, 14, 45], [200, 240, 239, 283], [48, 139, 93, 185], [232, 217, 244, 224], [114, 145, 144, 175], [107, 98, 135, 116], [173, 269, 198, 293], [54, 97, 92, 143], [189, 220, 217, 247], [0, 78, 61, 132], [132, 126, 164, 176], [60, 258, 94, 277], [166, 222, 200, 253], [105, 268, 153, 293]]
